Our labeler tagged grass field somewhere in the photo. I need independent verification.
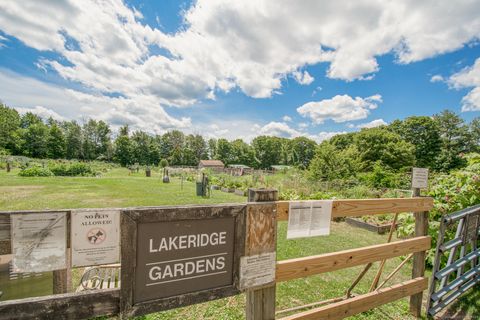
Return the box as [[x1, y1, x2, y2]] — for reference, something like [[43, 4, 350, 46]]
[[0, 167, 478, 319]]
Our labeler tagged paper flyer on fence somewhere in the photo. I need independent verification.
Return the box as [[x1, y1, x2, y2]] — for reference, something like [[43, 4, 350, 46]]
[[11, 212, 67, 273], [71, 210, 120, 267], [287, 200, 333, 239]]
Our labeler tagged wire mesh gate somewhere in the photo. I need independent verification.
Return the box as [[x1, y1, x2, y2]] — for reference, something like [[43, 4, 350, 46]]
[[427, 204, 480, 317]]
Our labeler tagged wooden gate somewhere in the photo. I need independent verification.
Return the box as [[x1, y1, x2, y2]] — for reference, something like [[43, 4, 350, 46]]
[[0, 192, 433, 319], [426, 204, 480, 317]]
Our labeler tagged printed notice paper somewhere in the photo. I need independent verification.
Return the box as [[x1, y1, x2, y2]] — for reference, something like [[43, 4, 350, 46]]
[[412, 167, 429, 189], [287, 200, 333, 239], [11, 212, 67, 273], [71, 210, 120, 267], [239, 252, 276, 290]]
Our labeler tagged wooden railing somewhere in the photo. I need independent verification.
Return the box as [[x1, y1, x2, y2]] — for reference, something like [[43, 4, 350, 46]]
[[270, 197, 432, 320], [0, 196, 433, 320]]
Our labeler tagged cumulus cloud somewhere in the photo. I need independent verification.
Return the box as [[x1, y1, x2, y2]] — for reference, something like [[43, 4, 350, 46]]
[[314, 131, 347, 143], [282, 115, 292, 122], [430, 74, 444, 83], [357, 118, 388, 128], [292, 70, 314, 85], [448, 58, 480, 111], [0, 69, 190, 133], [258, 121, 302, 138], [0, 1, 478, 105], [297, 94, 382, 124], [15, 106, 66, 121]]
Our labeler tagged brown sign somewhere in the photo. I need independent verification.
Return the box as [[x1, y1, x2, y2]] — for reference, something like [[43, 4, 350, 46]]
[[135, 217, 235, 303], [120, 205, 246, 317]]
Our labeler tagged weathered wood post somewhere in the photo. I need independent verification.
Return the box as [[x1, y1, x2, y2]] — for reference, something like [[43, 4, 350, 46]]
[[409, 187, 429, 317], [246, 188, 278, 320], [6, 162, 10, 173], [53, 212, 72, 294]]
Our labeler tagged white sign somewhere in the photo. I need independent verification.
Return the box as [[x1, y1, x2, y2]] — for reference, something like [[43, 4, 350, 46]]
[[412, 167, 429, 189], [11, 212, 67, 273], [287, 200, 333, 239], [71, 210, 120, 267], [239, 252, 276, 290]]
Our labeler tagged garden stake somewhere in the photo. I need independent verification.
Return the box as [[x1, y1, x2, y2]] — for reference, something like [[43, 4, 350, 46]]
[[376, 253, 413, 290], [346, 262, 373, 298], [369, 212, 399, 292]]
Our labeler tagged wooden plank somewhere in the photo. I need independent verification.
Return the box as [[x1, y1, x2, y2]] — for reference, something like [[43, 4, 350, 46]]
[[276, 198, 433, 221], [246, 189, 278, 320], [410, 188, 429, 317], [278, 277, 428, 320], [0, 289, 119, 320], [276, 236, 431, 282]]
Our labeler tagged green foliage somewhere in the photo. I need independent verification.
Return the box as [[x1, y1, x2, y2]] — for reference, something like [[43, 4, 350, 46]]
[[49, 162, 96, 176], [354, 127, 416, 170], [0, 103, 21, 152], [18, 166, 53, 177], [159, 159, 169, 168], [358, 162, 402, 189], [308, 142, 359, 181], [47, 124, 66, 159]]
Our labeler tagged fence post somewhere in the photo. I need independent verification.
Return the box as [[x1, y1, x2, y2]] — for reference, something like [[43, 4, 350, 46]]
[[246, 188, 278, 320], [53, 213, 72, 294], [409, 187, 429, 317]]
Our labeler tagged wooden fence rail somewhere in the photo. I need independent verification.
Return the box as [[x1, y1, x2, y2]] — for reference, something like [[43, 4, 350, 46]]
[[0, 196, 433, 320]]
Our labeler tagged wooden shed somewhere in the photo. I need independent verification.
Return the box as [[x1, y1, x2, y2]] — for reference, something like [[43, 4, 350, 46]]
[[198, 160, 225, 172]]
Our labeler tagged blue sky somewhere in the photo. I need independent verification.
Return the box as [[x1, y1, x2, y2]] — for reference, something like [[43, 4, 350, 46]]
[[0, 1, 479, 142]]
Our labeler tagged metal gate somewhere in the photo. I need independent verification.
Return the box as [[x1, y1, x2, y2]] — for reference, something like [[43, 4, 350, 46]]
[[427, 204, 480, 317]]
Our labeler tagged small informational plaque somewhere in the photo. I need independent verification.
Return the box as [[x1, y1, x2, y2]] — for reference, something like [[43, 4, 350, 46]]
[[412, 167, 429, 189], [239, 252, 276, 290], [71, 210, 120, 267], [287, 200, 333, 239], [11, 212, 67, 273]]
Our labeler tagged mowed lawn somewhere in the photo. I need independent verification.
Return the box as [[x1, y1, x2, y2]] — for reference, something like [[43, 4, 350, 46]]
[[0, 168, 244, 210], [3, 168, 477, 319]]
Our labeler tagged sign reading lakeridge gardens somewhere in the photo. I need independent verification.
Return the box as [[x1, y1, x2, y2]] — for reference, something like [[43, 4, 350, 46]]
[[136, 218, 234, 302], [120, 205, 246, 316]]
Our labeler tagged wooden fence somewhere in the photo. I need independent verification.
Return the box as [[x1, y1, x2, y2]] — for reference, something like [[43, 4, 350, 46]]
[[0, 193, 433, 319]]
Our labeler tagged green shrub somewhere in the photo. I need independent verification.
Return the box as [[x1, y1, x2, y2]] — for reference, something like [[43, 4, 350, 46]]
[[49, 162, 95, 176], [18, 166, 53, 177]]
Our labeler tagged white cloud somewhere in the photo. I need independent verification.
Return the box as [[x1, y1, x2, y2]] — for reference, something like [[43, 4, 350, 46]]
[[282, 115, 292, 122], [297, 94, 382, 124], [292, 70, 314, 85], [314, 131, 347, 143], [430, 74, 444, 83], [0, 69, 190, 133], [258, 121, 302, 138], [448, 58, 480, 111], [0, 0, 478, 110], [357, 118, 388, 128], [15, 106, 66, 121]]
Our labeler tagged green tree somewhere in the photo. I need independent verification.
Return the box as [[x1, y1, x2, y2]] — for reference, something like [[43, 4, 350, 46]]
[[207, 138, 217, 159], [433, 110, 470, 171], [288, 136, 317, 169], [22, 122, 49, 158], [251, 136, 283, 169], [230, 139, 255, 166], [309, 142, 360, 180], [64, 121, 83, 159], [47, 124, 66, 159], [390, 116, 441, 168], [0, 103, 21, 153], [215, 138, 233, 165], [354, 127, 415, 170], [114, 125, 132, 166]]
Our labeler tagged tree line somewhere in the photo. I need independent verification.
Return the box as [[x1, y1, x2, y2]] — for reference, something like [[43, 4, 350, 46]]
[[1, 103, 479, 172]]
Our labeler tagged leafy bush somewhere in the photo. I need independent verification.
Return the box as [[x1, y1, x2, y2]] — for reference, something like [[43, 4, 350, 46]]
[[49, 162, 96, 176], [398, 153, 480, 267], [18, 166, 53, 177]]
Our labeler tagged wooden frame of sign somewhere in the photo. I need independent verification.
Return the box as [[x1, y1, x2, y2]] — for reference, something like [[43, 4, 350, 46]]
[[120, 204, 246, 318]]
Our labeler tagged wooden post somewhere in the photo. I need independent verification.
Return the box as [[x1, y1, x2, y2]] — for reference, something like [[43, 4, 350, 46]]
[[409, 187, 428, 317], [53, 213, 72, 294], [6, 162, 10, 173], [246, 188, 278, 320]]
